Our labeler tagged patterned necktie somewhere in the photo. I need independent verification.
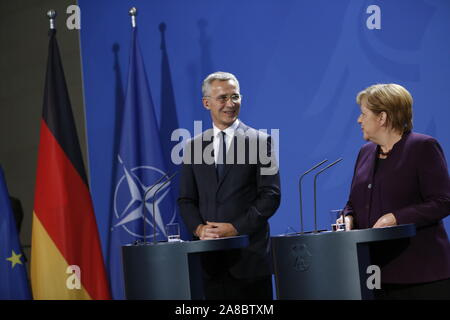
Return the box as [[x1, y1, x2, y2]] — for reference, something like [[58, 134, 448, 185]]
[[216, 131, 226, 180]]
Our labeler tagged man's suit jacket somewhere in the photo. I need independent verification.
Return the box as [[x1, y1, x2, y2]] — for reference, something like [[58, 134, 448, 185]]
[[344, 131, 450, 283], [178, 121, 281, 279]]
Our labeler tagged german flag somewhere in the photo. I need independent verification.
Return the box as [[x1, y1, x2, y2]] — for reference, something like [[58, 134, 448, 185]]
[[30, 29, 110, 299]]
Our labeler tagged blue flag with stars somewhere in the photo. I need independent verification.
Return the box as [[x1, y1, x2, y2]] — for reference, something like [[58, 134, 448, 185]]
[[0, 166, 31, 299], [107, 26, 185, 299]]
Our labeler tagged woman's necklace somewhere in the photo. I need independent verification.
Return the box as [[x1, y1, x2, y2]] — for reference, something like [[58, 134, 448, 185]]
[[378, 147, 391, 157]]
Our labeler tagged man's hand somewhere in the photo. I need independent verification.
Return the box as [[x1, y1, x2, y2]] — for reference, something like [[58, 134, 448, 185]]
[[195, 222, 238, 240], [373, 213, 397, 228]]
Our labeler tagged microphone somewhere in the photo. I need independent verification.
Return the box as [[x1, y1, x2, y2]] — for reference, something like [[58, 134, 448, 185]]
[[298, 159, 328, 233], [313, 158, 343, 233], [142, 173, 169, 244], [152, 171, 178, 243]]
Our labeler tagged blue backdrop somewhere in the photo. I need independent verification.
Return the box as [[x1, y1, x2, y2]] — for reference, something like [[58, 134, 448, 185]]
[[78, 0, 450, 258]]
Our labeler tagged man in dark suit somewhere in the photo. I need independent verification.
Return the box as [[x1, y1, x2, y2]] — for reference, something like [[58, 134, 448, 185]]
[[178, 71, 281, 299]]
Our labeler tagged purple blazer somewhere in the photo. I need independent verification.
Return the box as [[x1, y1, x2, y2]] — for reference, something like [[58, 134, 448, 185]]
[[344, 131, 450, 283]]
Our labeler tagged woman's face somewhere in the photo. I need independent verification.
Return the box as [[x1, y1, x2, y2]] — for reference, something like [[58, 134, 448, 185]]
[[357, 97, 382, 142]]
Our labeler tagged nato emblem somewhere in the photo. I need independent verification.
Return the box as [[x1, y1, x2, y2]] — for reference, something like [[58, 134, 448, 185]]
[[112, 156, 177, 240]]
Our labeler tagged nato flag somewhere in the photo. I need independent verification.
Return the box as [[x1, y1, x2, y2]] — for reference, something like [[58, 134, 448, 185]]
[[107, 26, 183, 299]]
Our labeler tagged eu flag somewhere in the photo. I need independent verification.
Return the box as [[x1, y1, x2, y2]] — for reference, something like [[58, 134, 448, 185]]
[[108, 26, 182, 299], [0, 166, 31, 299]]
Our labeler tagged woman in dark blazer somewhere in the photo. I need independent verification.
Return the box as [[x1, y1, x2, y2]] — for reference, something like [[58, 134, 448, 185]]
[[342, 83, 450, 299]]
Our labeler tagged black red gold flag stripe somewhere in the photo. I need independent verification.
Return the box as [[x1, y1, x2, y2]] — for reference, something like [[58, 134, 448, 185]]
[[30, 29, 110, 300]]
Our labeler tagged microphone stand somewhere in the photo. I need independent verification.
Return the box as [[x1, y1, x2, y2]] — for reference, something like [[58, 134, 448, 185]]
[[313, 158, 343, 233], [142, 174, 168, 244], [152, 172, 178, 244], [298, 159, 328, 233]]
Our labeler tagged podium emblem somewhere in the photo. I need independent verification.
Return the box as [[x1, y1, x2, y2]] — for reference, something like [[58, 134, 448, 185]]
[[291, 243, 312, 272]]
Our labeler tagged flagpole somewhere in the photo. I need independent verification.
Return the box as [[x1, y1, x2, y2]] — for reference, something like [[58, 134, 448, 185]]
[[47, 10, 56, 30], [129, 7, 137, 28]]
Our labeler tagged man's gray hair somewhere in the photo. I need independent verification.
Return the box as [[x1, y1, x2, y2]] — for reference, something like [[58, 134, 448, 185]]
[[202, 71, 240, 97]]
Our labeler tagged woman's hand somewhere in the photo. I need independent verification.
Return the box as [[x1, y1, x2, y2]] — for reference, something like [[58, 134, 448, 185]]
[[337, 215, 354, 230], [373, 213, 397, 228]]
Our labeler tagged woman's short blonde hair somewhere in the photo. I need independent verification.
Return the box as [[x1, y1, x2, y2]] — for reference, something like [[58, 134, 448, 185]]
[[356, 83, 413, 133]]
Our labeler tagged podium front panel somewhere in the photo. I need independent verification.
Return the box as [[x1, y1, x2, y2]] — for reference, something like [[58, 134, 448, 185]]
[[122, 235, 249, 300], [271, 225, 415, 300]]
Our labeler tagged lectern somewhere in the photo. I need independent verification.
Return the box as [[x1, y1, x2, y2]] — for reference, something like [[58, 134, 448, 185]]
[[271, 224, 415, 300], [122, 235, 249, 300]]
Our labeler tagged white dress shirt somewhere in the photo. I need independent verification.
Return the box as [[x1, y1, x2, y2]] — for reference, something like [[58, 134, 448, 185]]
[[212, 119, 240, 165]]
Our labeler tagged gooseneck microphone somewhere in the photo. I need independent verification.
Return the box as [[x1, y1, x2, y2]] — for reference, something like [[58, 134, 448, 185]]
[[152, 171, 178, 244], [142, 173, 169, 244], [298, 159, 328, 233], [313, 158, 343, 233]]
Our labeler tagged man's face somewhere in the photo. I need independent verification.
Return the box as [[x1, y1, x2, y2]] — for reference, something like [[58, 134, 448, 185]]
[[202, 79, 241, 130]]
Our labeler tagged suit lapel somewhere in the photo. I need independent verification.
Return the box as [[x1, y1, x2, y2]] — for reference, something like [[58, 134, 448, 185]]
[[365, 143, 378, 227], [368, 145, 378, 181]]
